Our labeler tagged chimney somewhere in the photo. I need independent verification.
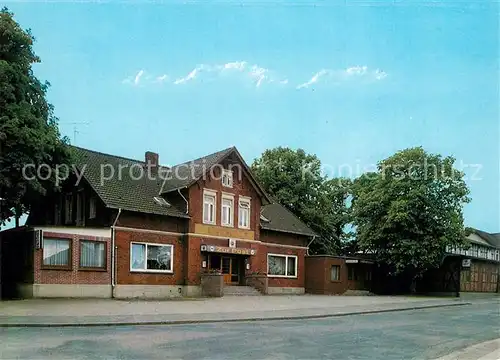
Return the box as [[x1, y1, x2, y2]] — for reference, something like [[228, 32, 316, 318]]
[[145, 151, 159, 175]]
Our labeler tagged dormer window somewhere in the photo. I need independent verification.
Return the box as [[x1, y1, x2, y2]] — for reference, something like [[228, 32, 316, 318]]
[[153, 196, 170, 207], [222, 169, 233, 188], [260, 214, 270, 223]]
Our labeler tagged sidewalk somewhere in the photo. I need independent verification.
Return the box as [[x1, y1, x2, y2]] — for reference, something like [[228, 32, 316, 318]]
[[0, 295, 471, 327], [435, 338, 500, 360]]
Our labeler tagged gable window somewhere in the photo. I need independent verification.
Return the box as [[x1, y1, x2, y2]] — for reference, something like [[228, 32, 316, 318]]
[[43, 238, 71, 268], [203, 190, 216, 224], [65, 194, 73, 224], [331, 265, 340, 281], [89, 197, 97, 219], [221, 194, 234, 227], [239, 198, 251, 229], [267, 254, 297, 278], [130, 242, 173, 273], [222, 169, 233, 188], [80, 240, 106, 269]]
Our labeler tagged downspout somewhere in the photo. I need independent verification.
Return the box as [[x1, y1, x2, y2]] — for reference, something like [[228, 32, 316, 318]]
[[111, 208, 122, 298], [306, 235, 316, 256], [177, 188, 189, 214]]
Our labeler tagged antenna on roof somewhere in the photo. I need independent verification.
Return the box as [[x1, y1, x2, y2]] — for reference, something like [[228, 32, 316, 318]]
[[59, 122, 90, 144]]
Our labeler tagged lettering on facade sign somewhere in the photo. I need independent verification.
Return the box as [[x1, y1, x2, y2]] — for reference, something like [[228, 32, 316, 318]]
[[200, 244, 256, 256]]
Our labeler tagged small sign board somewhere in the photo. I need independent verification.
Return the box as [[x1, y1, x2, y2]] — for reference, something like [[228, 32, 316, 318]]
[[201, 244, 255, 256], [345, 259, 359, 264], [462, 259, 471, 268]]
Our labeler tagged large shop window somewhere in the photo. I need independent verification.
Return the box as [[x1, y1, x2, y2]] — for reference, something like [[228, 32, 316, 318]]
[[267, 254, 297, 278], [130, 243, 173, 273], [80, 240, 106, 269], [43, 238, 71, 268]]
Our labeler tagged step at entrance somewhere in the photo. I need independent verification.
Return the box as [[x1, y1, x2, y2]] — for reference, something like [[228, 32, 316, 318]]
[[224, 286, 262, 296]]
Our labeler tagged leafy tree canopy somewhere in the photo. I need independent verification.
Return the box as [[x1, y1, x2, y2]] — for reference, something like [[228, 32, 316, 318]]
[[251, 147, 351, 254], [0, 8, 71, 225], [351, 147, 470, 276]]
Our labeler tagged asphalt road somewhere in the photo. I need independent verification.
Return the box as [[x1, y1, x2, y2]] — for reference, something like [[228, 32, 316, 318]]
[[0, 300, 498, 360]]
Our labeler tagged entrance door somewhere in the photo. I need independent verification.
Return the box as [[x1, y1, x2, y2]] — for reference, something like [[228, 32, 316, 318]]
[[221, 256, 240, 285]]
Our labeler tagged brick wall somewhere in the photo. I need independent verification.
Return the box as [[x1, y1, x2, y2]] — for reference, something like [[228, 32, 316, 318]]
[[35, 232, 111, 285], [305, 256, 346, 294], [185, 236, 258, 285], [115, 229, 185, 285], [263, 244, 306, 289], [187, 160, 261, 238], [305, 256, 374, 295]]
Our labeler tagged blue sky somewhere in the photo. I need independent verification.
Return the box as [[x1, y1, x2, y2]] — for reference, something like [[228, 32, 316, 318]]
[[3, 1, 499, 232]]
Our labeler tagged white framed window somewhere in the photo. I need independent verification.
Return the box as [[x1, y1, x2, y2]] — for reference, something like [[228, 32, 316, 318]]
[[203, 190, 216, 224], [130, 242, 173, 273], [43, 238, 71, 268], [239, 197, 251, 229], [221, 194, 234, 227], [89, 197, 97, 219], [80, 240, 106, 269], [222, 169, 233, 188], [267, 253, 297, 278], [65, 194, 73, 224], [331, 265, 340, 281]]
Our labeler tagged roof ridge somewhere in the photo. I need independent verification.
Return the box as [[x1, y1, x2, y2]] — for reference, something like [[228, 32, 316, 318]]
[[170, 146, 235, 168], [71, 145, 144, 164], [71, 145, 170, 168]]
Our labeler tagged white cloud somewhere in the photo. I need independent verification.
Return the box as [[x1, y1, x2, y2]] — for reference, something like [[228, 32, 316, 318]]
[[155, 74, 169, 83], [249, 65, 269, 87], [280, 79, 289, 85], [174, 66, 202, 85], [296, 69, 329, 89], [122, 69, 146, 86], [374, 69, 388, 80], [346, 66, 368, 76], [134, 70, 144, 85], [222, 61, 247, 71], [297, 66, 388, 89]]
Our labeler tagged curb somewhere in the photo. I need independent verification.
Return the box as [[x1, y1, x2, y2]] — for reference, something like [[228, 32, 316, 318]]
[[0, 301, 471, 328]]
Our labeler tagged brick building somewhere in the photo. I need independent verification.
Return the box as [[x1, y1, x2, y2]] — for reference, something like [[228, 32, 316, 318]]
[[0, 146, 315, 299], [305, 256, 375, 295]]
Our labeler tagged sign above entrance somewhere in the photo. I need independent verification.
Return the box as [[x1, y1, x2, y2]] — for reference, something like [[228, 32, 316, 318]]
[[201, 244, 255, 256]]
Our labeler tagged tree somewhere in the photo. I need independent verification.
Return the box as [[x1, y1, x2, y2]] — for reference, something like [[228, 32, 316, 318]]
[[251, 147, 351, 254], [351, 147, 470, 282], [0, 8, 71, 225]]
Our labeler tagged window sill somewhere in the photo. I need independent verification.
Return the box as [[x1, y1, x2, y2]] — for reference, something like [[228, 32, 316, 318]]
[[130, 269, 174, 274], [79, 267, 107, 272], [221, 223, 234, 228], [238, 226, 250, 230], [41, 266, 72, 271], [330, 280, 342, 283], [267, 275, 298, 279], [202, 221, 216, 226]]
